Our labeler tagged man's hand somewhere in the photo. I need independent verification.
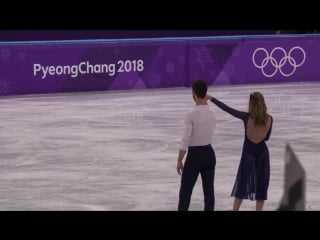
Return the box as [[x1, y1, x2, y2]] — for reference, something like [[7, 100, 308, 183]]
[[177, 161, 184, 175], [177, 150, 186, 175]]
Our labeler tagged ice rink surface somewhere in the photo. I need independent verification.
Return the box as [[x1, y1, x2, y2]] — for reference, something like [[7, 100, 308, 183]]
[[0, 82, 319, 210]]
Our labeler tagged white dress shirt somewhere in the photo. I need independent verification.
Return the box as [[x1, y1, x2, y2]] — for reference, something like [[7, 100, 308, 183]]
[[180, 105, 216, 151]]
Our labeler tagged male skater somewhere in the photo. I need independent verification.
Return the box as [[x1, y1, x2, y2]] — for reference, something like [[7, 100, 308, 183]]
[[177, 79, 217, 211]]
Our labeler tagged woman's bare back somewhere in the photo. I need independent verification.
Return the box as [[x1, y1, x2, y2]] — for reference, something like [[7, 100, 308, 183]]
[[246, 115, 272, 144]]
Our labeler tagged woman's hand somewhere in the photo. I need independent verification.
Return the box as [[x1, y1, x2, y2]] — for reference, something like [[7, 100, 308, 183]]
[[205, 94, 213, 102]]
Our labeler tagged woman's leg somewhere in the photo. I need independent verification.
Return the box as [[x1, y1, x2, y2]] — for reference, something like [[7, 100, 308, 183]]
[[233, 197, 243, 211], [256, 200, 264, 211]]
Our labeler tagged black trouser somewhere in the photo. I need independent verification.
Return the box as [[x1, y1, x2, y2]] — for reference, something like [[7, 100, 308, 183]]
[[178, 145, 216, 211]]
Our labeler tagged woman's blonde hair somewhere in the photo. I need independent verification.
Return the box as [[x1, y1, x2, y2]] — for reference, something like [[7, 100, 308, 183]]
[[248, 92, 268, 125]]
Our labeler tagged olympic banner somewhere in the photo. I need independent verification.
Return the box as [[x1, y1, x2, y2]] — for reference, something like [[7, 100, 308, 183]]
[[186, 38, 241, 86], [188, 36, 320, 85], [234, 38, 314, 84], [1, 35, 320, 96], [0, 41, 187, 95]]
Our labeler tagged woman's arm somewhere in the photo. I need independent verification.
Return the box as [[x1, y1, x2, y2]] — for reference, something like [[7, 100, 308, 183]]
[[207, 95, 248, 120], [265, 115, 273, 141]]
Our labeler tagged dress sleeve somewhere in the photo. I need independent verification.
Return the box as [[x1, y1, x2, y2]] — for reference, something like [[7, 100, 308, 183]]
[[210, 97, 248, 121], [265, 115, 273, 141]]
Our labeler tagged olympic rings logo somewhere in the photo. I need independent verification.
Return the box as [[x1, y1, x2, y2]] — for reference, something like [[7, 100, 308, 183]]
[[252, 47, 306, 77]]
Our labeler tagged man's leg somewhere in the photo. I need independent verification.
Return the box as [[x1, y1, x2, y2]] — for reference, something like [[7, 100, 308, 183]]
[[200, 165, 215, 211], [178, 158, 199, 211]]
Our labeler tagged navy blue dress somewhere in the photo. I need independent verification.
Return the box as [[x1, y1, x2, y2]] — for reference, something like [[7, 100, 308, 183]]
[[211, 97, 273, 200]]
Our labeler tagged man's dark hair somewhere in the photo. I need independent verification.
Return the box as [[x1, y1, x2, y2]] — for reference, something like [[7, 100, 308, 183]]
[[192, 79, 207, 98]]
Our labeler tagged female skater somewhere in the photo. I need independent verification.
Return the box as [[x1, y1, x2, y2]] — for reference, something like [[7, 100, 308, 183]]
[[206, 92, 273, 211]]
